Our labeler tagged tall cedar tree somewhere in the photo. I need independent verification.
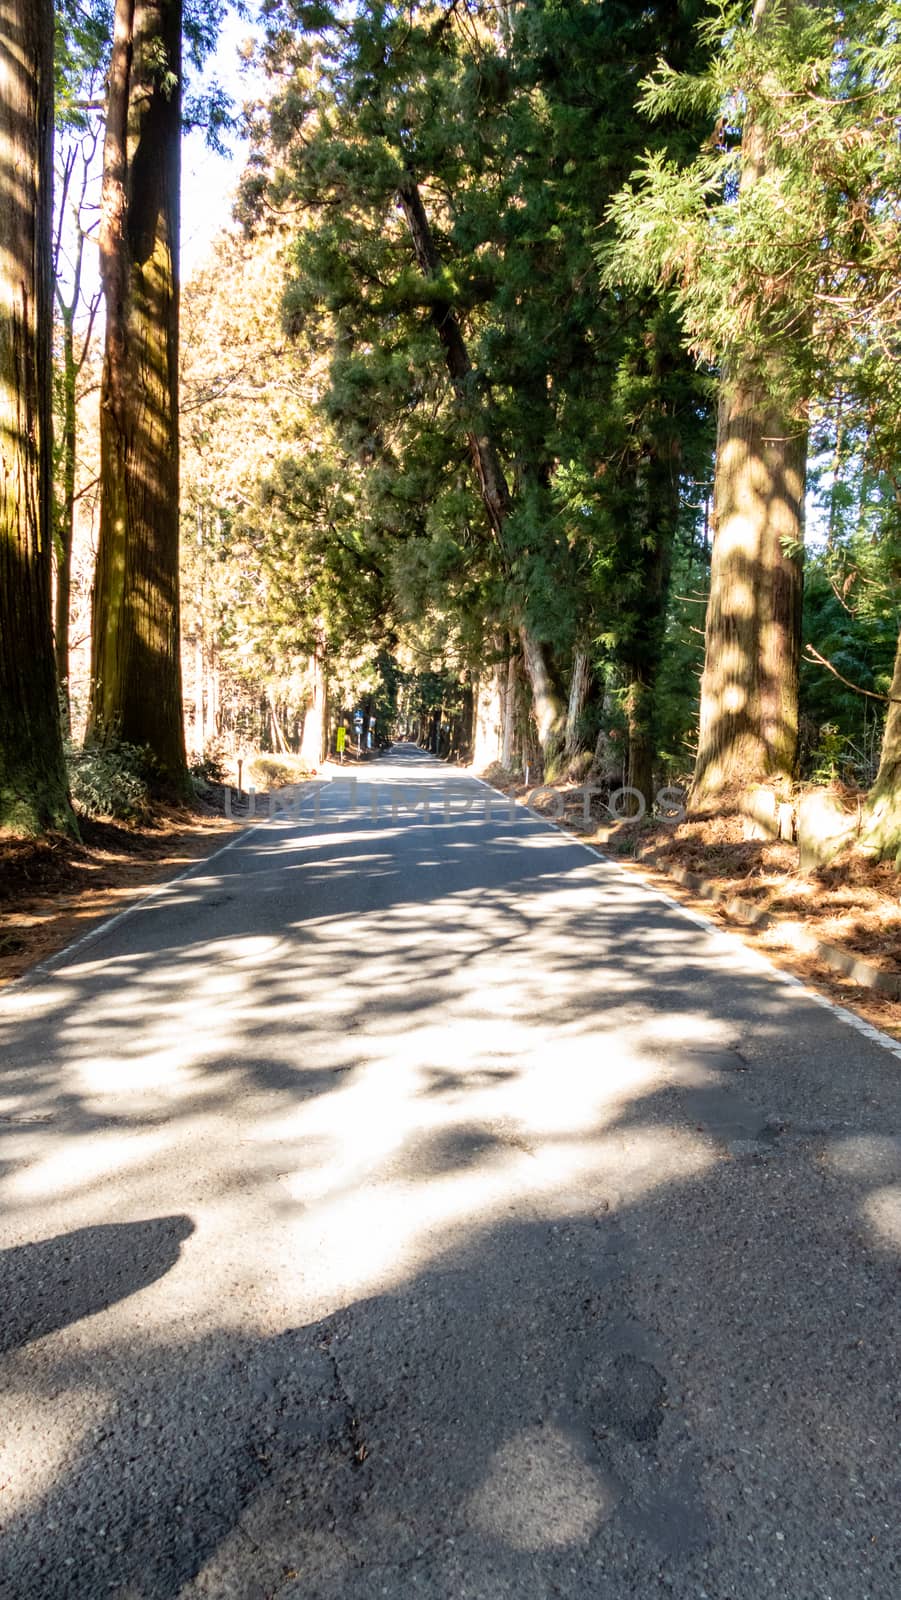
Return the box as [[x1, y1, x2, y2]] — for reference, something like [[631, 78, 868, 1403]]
[[693, 0, 805, 807], [499, 2, 714, 795], [0, 0, 76, 834], [602, 2, 900, 809], [860, 641, 901, 862], [89, 0, 188, 786]]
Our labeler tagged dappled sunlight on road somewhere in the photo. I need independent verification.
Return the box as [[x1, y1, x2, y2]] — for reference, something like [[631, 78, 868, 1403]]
[[8, 1129, 171, 1202], [864, 1186, 901, 1249], [0, 1386, 104, 1519], [0, 758, 899, 1596], [0, 845, 728, 1319], [468, 1423, 619, 1551], [0, 787, 897, 1295]]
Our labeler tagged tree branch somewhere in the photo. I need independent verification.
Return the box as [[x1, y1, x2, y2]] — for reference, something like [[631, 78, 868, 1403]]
[[803, 644, 897, 704]]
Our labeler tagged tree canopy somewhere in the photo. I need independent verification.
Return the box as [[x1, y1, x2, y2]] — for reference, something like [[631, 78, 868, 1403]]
[[3, 0, 901, 861]]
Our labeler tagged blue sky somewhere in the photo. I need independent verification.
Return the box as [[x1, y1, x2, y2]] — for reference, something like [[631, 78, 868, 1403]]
[[181, 9, 266, 279], [57, 11, 266, 311]]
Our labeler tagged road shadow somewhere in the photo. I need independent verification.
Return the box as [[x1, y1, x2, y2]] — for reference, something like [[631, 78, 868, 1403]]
[[0, 758, 898, 1595], [0, 1134, 897, 1599], [0, 1216, 194, 1355]]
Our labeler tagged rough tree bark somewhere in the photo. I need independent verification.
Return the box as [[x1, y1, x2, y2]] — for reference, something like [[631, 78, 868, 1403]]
[[459, 681, 474, 761], [564, 649, 591, 758], [397, 179, 566, 755], [89, 0, 188, 787], [691, 0, 806, 811], [518, 624, 563, 758], [428, 705, 441, 755], [858, 633, 901, 862], [0, 0, 76, 835], [691, 375, 805, 807], [591, 677, 624, 786]]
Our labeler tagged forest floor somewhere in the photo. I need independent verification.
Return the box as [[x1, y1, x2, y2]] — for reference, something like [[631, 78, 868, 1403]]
[[0, 807, 241, 988], [479, 765, 901, 1041], [617, 828, 901, 1041], [0, 758, 373, 988]]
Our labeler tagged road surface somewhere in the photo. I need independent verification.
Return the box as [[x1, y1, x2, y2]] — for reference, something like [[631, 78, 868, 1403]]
[[0, 747, 898, 1598]]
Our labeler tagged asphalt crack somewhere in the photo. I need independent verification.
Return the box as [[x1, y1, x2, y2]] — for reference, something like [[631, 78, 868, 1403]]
[[319, 1331, 370, 1470]]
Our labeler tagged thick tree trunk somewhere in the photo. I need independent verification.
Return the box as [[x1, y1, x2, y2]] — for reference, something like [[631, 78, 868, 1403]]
[[519, 624, 563, 760], [429, 706, 441, 755], [457, 681, 473, 761], [593, 730, 622, 787], [0, 0, 76, 835], [397, 179, 565, 753], [590, 677, 624, 785], [299, 652, 326, 766], [692, 0, 806, 810], [858, 632, 901, 862], [691, 375, 805, 806], [564, 650, 591, 758], [89, 0, 187, 788]]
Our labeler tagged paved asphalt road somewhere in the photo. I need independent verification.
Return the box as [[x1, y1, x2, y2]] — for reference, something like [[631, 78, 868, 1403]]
[[0, 746, 898, 1599]]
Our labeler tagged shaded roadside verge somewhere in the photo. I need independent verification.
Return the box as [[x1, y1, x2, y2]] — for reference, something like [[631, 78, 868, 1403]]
[[0, 810, 244, 988], [465, 761, 901, 1043]]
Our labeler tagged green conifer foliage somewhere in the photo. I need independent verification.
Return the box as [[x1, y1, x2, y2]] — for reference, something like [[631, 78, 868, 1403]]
[[253, 0, 714, 786], [606, 0, 901, 834]]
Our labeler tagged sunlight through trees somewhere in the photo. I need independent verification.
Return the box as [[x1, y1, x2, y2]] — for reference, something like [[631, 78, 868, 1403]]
[[1, 0, 900, 861]]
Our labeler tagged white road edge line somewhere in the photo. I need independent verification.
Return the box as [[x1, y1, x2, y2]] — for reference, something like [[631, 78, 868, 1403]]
[[1, 815, 272, 997], [1, 774, 351, 996], [468, 769, 901, 1065], [6, 756, 899, 1068]]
